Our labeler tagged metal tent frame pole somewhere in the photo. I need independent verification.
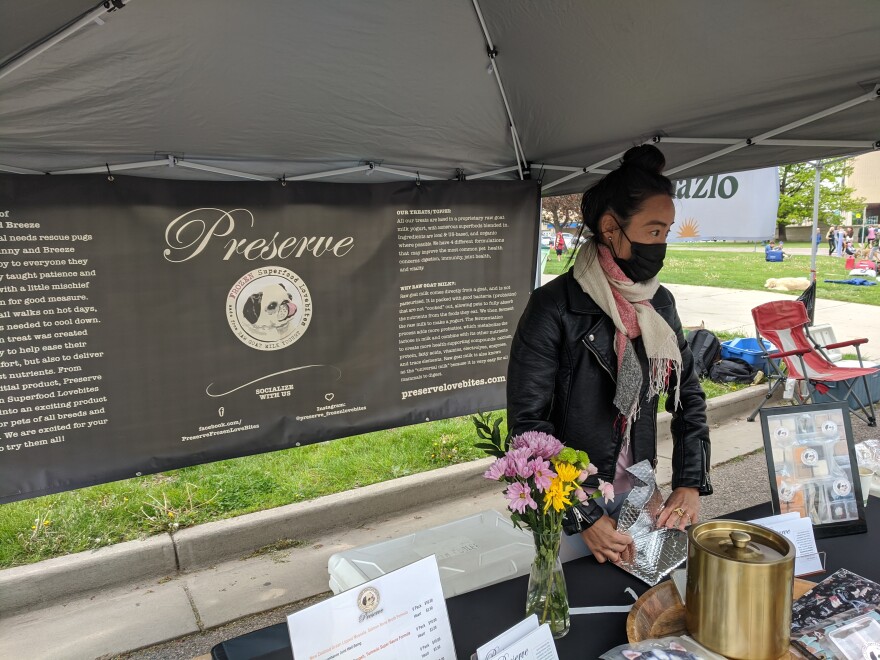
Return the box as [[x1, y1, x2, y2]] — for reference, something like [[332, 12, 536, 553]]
[[810, 161, 822, 283], [51, 159, 171, 175], [809, 154, 854, 282], [540, 149, 632, 192], [0, 0, 133, 82], [0, 163, 45, 174], [472, 0, 528, 179], [665, 85, 880, 176]]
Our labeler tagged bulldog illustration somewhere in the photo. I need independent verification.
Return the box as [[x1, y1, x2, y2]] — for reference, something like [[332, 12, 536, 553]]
[[242, 283, 298, 338]]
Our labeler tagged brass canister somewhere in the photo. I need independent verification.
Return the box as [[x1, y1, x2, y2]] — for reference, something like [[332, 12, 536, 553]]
[[685, 520, 795, 660]]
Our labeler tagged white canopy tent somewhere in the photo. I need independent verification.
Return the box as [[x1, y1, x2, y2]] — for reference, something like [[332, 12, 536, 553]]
[[0, 0, 877, 192]]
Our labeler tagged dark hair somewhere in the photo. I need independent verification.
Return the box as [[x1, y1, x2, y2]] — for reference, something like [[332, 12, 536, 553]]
[[578, 145, 673, 241]]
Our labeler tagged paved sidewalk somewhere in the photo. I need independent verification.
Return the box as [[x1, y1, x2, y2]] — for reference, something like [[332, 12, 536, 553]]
[[667, 283, 880, 358]]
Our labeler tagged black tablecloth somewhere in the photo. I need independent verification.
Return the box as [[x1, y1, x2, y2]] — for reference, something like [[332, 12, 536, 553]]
[[212, 498, 879, 660]]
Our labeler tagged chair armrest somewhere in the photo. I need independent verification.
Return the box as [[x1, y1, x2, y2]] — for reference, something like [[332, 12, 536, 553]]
[[773, 348, 810, 359], [824, 338, 869, 350]]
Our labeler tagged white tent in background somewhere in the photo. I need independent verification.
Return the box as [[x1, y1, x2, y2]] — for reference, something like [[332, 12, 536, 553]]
[[0, 1, 877, 191]]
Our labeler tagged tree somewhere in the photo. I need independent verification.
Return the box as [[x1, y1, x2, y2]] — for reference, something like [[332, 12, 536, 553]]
[[541, 194, 582, 235], [777, 160, 864, 235]]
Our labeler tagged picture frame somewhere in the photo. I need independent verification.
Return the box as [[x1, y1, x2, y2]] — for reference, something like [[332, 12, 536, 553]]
[[760, 402, 867, 539]]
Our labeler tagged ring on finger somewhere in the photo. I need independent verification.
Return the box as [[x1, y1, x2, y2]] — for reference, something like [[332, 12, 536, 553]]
[[673, 507, 686, 517]]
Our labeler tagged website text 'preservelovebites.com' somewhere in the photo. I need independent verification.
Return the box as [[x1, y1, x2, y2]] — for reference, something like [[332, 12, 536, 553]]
[[400, 375, 505, 400]]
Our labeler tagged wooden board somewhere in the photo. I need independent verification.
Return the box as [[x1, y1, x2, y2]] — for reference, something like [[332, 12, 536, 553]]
[[626, 578, 815, 658]]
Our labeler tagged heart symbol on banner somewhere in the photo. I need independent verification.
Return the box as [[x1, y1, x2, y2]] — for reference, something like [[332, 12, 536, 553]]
[[325, 393, 334, 401]]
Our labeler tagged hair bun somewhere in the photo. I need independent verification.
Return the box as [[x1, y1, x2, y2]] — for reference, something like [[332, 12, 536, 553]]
[[621, 145, 666, 175]]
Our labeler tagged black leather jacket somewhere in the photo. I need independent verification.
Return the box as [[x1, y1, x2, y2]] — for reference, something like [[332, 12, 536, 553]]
[[507, 271, 713, 533]]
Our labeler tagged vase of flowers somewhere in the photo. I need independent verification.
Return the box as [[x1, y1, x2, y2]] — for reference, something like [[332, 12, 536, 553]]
[[474, 414, 614, 639]]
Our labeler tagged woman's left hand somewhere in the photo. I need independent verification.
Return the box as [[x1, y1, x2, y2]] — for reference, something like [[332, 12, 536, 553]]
[[657, 487, 700, 531]]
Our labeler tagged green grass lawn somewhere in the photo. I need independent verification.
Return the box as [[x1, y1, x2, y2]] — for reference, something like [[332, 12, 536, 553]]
[[0, 415, 488, 568], [546, 249, 880, 306]]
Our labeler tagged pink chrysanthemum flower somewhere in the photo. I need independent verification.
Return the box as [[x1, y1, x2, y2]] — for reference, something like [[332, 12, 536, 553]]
[[531, 458, 556, 492], [483, 457, 507, 481], [511, 431, 564, 460], [508, 448, 535, 478], [505, 481, 538, 514], [574, 487, 589, 503], [579, 463, 598, 481]]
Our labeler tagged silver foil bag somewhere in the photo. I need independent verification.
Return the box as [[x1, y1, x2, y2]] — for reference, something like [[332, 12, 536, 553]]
[[613, 459, 687, 586]]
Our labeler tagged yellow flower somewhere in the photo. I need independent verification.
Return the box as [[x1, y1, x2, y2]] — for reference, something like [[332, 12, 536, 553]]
[[167, 511, 175, 518], [43, 520, 50, 526], [554, 462, 580, 483], [31, 525, 36, 530], [542, 478, 574, 513]]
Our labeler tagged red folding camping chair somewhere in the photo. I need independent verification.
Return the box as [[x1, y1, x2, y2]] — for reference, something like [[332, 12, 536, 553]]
[[747, 300, 877, 426]]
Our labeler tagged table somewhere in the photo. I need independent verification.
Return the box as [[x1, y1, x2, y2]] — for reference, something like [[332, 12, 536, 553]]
[[212, 498, 879, 660]]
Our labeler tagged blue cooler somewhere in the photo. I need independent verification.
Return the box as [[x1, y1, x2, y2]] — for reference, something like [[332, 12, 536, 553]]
[[810, 360, 880, 410], [721, 337, 780, 374]]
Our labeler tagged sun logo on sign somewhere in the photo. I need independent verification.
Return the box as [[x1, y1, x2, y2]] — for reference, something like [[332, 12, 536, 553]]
[[676, 217, 700, 239]]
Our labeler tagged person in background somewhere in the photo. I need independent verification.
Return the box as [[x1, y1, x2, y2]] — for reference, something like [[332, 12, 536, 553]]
[[554, 230, 567, 262], [868, 225, 877, 248], [507, 145, 712, 564], [827, 225, 837, 256], [814, 228, 822, 250]]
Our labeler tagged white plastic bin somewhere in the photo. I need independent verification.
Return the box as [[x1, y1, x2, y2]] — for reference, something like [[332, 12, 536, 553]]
[[327, 510, 535, 598]]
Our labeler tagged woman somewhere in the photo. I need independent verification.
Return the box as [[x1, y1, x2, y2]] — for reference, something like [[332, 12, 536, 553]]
[[506, 145, 712, 564], [827, 226, 836, 256]]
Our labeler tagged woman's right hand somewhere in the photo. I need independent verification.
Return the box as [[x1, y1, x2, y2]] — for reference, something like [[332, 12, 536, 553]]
[[580, 515, 634, 564]]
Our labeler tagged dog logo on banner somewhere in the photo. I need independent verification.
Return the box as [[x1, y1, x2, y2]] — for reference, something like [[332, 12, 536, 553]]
[[227, 266, 312, 350]]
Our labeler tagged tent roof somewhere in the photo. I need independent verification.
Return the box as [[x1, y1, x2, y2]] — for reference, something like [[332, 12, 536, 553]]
[[1, 0, 877, 193]]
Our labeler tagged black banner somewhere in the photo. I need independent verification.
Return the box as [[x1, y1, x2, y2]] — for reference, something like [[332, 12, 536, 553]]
[[0, 176, 540, 502]]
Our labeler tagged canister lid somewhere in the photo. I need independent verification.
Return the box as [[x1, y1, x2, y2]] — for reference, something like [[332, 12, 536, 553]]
[[689, 520, 794, 564]]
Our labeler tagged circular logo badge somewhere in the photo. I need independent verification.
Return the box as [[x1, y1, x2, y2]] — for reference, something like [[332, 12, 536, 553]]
[[822, 420, 838, 437], [832, 478, 852, 498], [227, 267, 312, 351], [800, 448, 819, 467], [779, 482, 796, 503], [774, 426, 790, 440], [863, 641, 880, 658], [357, 586, 380, 614]]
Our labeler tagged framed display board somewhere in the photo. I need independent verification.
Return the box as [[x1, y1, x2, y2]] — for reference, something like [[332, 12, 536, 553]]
[[760, 402, 867, 538]]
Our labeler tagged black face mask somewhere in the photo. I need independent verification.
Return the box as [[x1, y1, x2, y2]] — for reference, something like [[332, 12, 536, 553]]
[[611, 224, 667, 282]]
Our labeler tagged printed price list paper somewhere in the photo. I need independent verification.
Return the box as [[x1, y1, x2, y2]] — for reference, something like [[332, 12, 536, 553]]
[[287, 556, 455, 660]]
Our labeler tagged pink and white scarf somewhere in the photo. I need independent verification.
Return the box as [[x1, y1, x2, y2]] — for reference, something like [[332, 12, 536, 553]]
[[573, 242, 682, 444]]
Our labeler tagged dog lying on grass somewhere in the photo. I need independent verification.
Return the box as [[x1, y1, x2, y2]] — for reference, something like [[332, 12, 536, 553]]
[[764, 277, 811, 292]]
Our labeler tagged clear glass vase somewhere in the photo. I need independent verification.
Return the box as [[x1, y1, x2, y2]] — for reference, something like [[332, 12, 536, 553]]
[[526, 528, 570, 639]]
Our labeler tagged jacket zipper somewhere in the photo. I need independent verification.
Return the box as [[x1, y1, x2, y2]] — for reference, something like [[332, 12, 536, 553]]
[[701, 441, 711, 489], [581, 335, 623, 481], [581, 337, 616, 383]]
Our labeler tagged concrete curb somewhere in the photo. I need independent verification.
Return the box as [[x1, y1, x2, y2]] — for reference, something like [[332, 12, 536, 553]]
[[0, 386, 777, 615], [0, 534, 177, 617]]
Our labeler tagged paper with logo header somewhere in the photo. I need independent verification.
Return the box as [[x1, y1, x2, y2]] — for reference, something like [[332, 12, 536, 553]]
[[287, 555, 455, 660], [473, 614, 538, 660], [484, 623, 558, 660], [750, 512, 823, 576]]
